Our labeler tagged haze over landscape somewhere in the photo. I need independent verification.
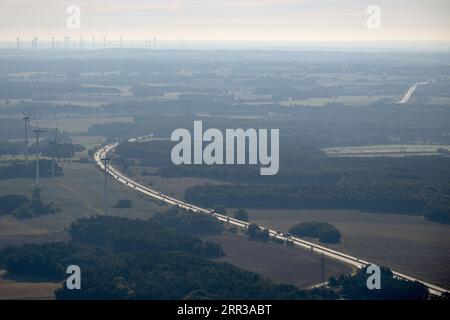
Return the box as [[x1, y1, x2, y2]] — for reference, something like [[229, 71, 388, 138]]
[[0, 0, 449, 303]]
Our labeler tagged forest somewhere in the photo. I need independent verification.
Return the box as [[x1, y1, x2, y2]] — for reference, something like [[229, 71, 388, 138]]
[[329, 266, 429, 300], [0, 210, 432, 300], [0, 159, 63, 180], [113, 137, 450, 224]]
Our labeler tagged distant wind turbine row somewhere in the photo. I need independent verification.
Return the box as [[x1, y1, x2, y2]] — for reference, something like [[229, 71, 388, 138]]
[[12, 37, 180, 50]]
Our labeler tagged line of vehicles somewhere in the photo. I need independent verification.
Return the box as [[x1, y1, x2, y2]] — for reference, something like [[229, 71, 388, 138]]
[[94, 143, 448, 297]]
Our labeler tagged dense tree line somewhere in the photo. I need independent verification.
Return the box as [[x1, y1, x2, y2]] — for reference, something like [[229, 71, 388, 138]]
[[0, 241, 333, 299], [36, 143, 85, 158], [0, 242, 430, 299], [0, 81, 120, 99], [247, 224, 270, 242], [329, 266, 429, 300], [0, 160, 63, 180], [114, 137, 450, 224], [0, 194, 28, 215], [0, 189, 58, 219], [289, 222, 341, 244], [184, 184, 424, 214], [68, 210, 224, 257], [150, 209, 224, 235], [233, 209, 249, 222], [114, 140, 174, 167], [0, 140, 25, 155], [113, 199, 132, 208]]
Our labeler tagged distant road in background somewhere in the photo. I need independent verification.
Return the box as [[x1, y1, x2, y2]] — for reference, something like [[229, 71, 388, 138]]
[[398, 81, 428, 104]]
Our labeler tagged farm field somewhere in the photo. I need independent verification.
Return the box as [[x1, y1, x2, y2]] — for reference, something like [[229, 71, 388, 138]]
[[246, 208, 450, 288], [0, 271, 60, 300], [205, 233, 352, 289], [0, 161, 165, 245]]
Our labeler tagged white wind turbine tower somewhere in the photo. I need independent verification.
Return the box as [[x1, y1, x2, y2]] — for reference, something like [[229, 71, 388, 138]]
[[32, 112, 45, 187], [49, 124, 58, 204], [21, 108, 31, 161], [100, 146, 111, 214]]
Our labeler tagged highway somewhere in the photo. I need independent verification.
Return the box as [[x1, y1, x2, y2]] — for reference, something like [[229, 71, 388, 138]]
[[398, 81, 428, 104], [95, 143, 448, 297]]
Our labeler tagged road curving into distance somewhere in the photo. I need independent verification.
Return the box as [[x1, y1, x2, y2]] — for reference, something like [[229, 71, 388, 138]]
[[95, 142, 448, 297], [397, 81, 428, 104]]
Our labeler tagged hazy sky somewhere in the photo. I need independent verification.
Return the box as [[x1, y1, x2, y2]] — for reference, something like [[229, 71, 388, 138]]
[[1, 0, 449, 43]]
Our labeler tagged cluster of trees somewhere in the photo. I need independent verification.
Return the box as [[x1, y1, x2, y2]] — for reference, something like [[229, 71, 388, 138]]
[[113, 199, 132, 208], [0, 189, 58, 219], [0, 194, 28, 216], [246, 224, 270, 242], [0, 212, 338, 300], [151, 209, 225, 236], [0, 160, 63, 180], [423, 195, 450, 225], [328, 266, 429, 300], [0, 241, 334, 300], [0, 81, 120, 99], [69, 210, 224, 257], [289, 222, 341, 244], [233, 209, 249, 222]]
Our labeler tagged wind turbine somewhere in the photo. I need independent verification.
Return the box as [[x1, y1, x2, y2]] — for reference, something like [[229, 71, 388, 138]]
[[49, 124, 58, 204], [100, 146, 111, 214], [21, 108, 31, 161], [32, 112, 45, 187]]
